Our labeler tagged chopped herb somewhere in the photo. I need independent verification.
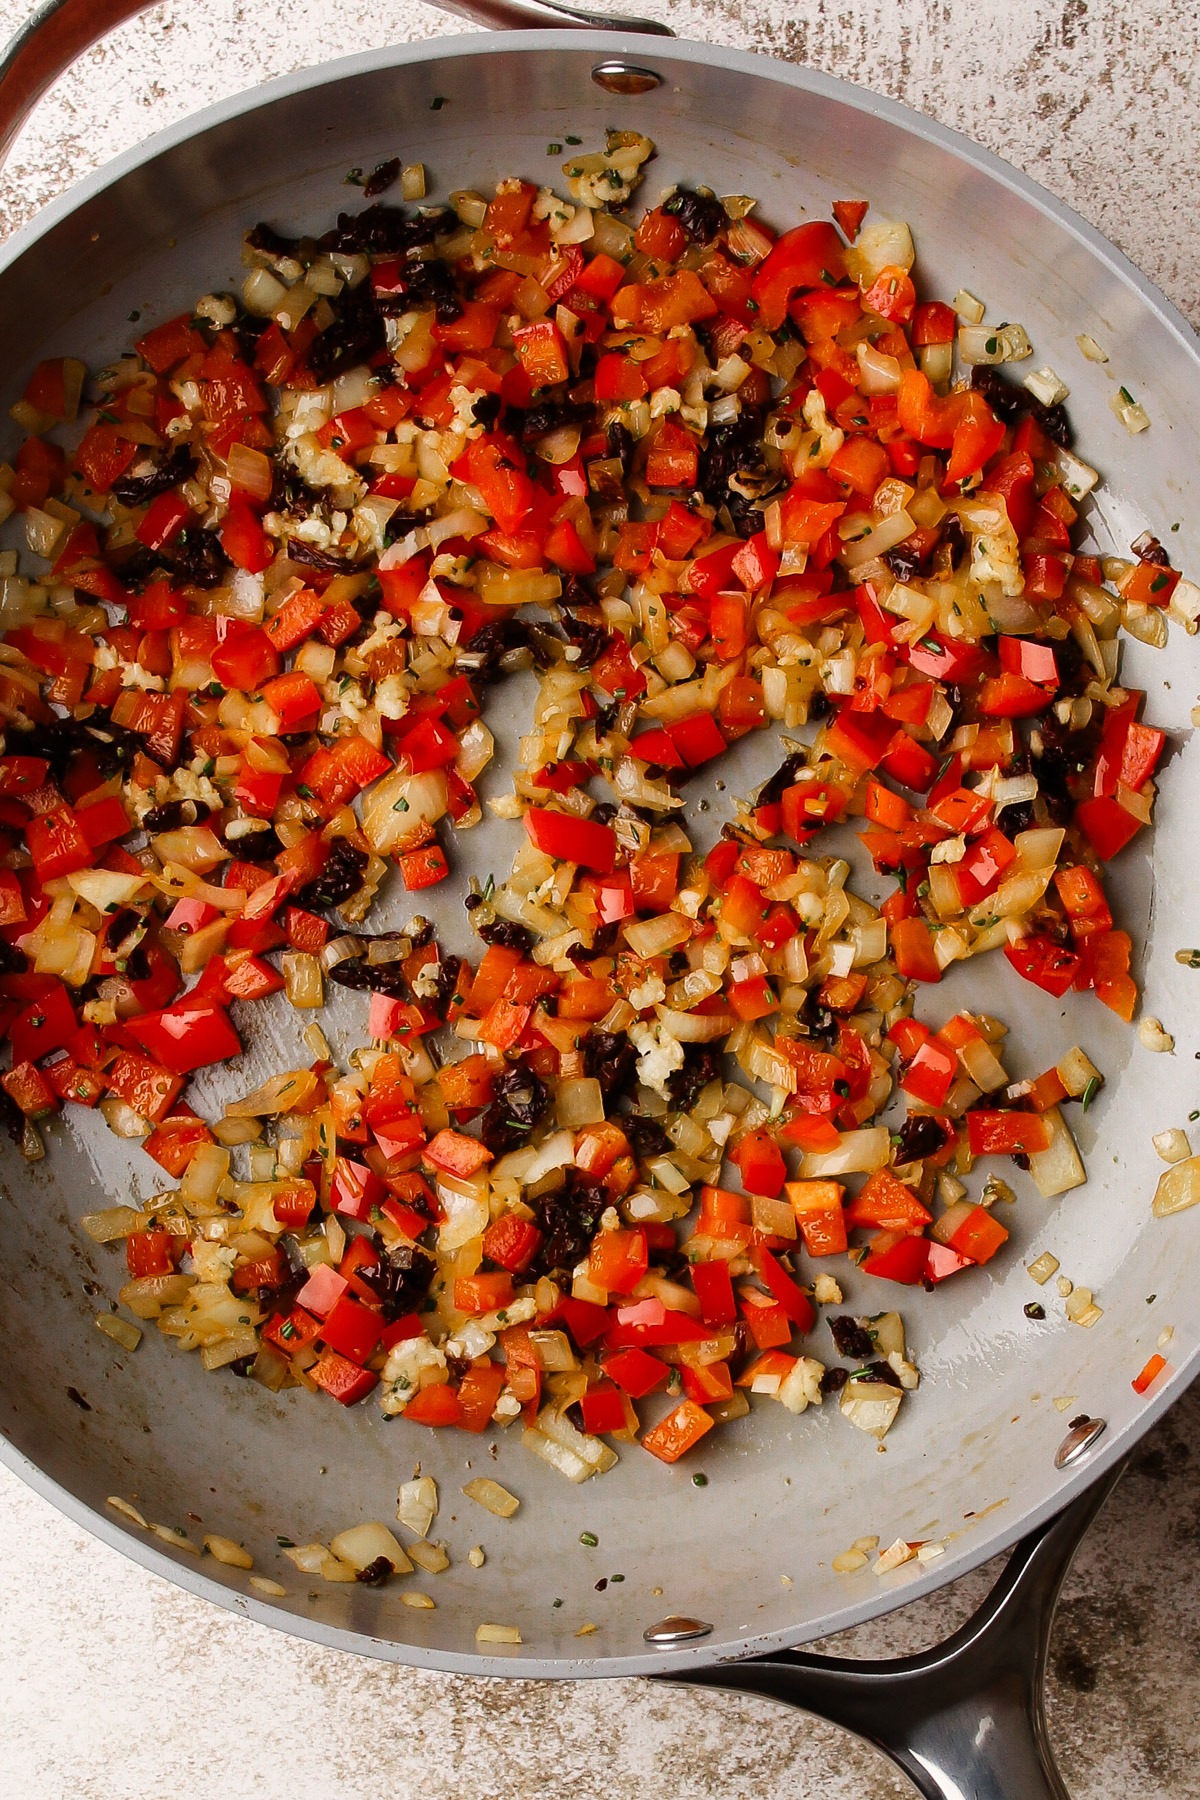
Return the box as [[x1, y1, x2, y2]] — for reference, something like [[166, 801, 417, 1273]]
[[691, 1472, 708, 1487], [392, 796, 410, 813], [1081, 1075, 1100, 1112], [296, 783, 314, 800], [565, 134, 582, 145], [985, 337, 998, 355], [277, 1535, 295, 1547], [1119, 386, 1136, 405], [343, 168, 364, 187], [430, 96, 446, 110], [547, 142, 563, 155], [579, 1530, 598, 1547], [610, 1572, 625, 1582], [553, 1596, 563, 1607]]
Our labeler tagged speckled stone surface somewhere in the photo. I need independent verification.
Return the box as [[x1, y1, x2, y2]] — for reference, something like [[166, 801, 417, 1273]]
[[0, 2, 1199, 1794]]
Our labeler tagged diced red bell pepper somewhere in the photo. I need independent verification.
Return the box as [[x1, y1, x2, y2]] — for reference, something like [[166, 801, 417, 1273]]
[[966, 1111, 1053, 1156], [603, 1346, 669, 1397], [1077, 929, 1137, 1022], [729, 1127, 787, 1197], [126, 1228, 180, 1277], [787, 1179, 848, 1256], [690, 1259, 737, 1327], [26, 807, 91, 882], [211, 626, 279, 691], [863, 1232, 930, 1284], [481, 1213, 543, 1275], [316, 1296, 383, 1360], [579, 1385, 629, 1436], [899, 1035, 957, 1109], [845, 1168, 932, 1232], [330, 1157, 386, 1221], [641, 1398, 715, 1464], [667, 713, 727, 767], [125, 1003, 241, 1076], [457, 1360, 506, 1432], [261, 670, 321, 732], [751, 1246, 815, 1331], [220, 501, 273, 574], [554, 1298, 609, 1349], [142, 1114, 213, 1176], [104, 1050, 183, 1123], [8, 982, 76, 1066], [947, 1203, 1010, 1264], [587, 1228, 649, 1297], [311, 1349, 379, 1406], [1132, 1353, 1168, 1395], [1005, 935, 1080, 998], [890, 916, 942, 983], [977, 672, 1053, 718], [1076, 794, 1144, 861], [424, 1128, 492, 1178], [750, 223, 847, 331], [524, 806, 616, 874], [399, 845, 450, 892], [454, 1271, 514, 1315], [402, 1382, 462, 1426]]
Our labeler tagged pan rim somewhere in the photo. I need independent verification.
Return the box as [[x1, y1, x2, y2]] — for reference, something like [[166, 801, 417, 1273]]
[[0, 24, 1197, 1680]]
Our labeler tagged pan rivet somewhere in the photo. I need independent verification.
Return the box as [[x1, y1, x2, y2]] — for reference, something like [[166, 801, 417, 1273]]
[[1054, 1415, 1107, 1469], [591, 61, 663, 96], [643, 1615, 713, 1644]]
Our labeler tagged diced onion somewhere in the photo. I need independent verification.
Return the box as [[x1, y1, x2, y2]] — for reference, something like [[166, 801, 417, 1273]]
[[555, 1077, 606, 1128], [800, 1127, 891, 1178], [329, 1521, 412, 1575], [204, 1534, 253, 1569], [95, 1313, 142, 1351], [397, 1476, 438, 1538], [226, 1071, 319, 1118], [839, 509, 915, 570], [1152, 1155, 1200, 1217], [463, 1477, 520, 1518], [1027, 1107, 1086, 1198]]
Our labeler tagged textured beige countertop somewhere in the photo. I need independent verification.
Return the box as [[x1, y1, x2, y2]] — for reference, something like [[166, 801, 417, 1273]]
[[0, 1, 1199, 1795]]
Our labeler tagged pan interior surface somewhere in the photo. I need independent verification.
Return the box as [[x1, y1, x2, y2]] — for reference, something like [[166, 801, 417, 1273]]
[[0, 33, 1197, 1677]]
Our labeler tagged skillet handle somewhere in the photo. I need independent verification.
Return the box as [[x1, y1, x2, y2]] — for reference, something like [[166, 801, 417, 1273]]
[[654, 1463, 1125, 1800], [0, 0, 672, 165]]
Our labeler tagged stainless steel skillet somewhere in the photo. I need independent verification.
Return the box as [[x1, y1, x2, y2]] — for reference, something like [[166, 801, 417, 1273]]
[[0, 6, 1198, 1796]]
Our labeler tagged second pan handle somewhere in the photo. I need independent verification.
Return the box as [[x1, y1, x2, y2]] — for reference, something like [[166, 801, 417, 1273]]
[[0, 0, 673, 166], [655, 1464, 1124, 1800]]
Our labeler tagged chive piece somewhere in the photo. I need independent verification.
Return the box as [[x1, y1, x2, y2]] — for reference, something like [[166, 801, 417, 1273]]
[[691, 1472, 708, 1487], [579, 1530, 598, 1547], [430, 96, 446, 110], [1081, 1075, 1100, 1112]]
